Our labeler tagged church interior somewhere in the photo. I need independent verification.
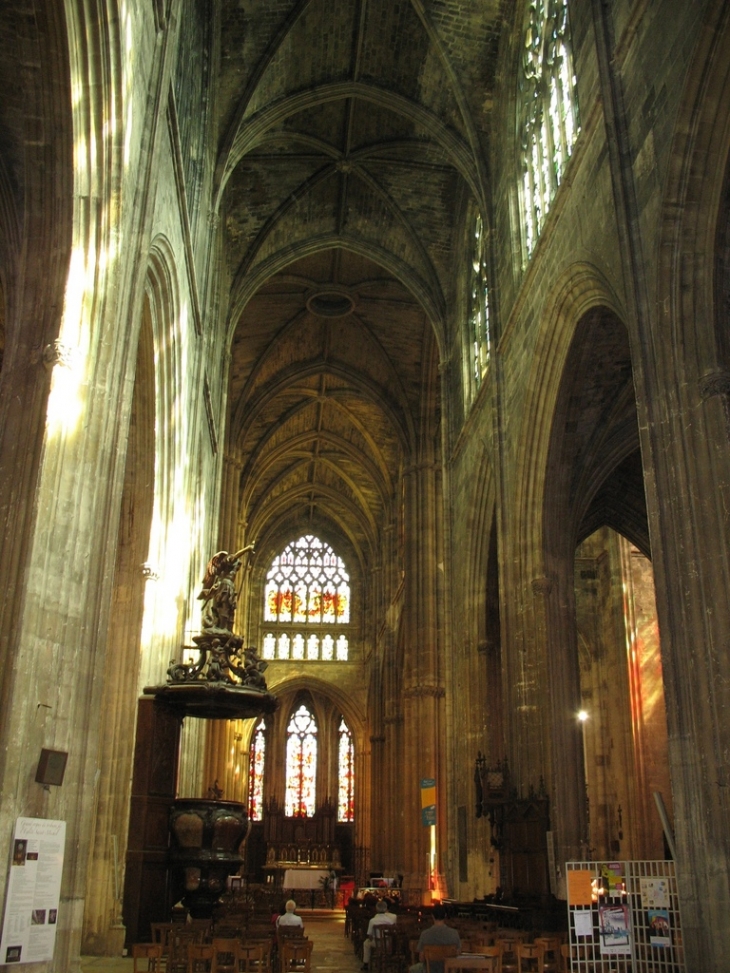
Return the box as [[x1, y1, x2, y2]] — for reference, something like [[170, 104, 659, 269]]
[[0, 0, 729, 969]]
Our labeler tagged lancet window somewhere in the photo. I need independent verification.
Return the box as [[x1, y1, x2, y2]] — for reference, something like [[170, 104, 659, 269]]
[[262, 535, 351, 661], [247, 718, 266, 821], [338, 718, 355, 822], [285, 703, 318, 817], [518, 0, 580, 257], [469, 212, 490, 392]]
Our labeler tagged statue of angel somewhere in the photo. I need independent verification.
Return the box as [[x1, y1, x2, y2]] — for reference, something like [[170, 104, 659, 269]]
[[198, 545, 254, 634]]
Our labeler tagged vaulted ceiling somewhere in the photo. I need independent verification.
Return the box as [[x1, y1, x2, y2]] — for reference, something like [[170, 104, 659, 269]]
[[218, 0, 510, 568]]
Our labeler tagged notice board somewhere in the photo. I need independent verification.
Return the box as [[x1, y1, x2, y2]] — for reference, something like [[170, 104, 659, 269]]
[[0, 818, 66, 965]]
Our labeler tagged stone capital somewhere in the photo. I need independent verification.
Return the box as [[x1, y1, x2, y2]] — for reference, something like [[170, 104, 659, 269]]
[[531, 576, 553, 597], [699, 369, 730, 400], [403, 684, 445, 700], [141, 562, 159, 581], [42, 340, 78, 370]]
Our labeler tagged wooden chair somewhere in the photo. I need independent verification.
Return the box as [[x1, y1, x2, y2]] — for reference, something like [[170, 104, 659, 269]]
[[212, 938, 241, 973], [244, 938, 272, 973], [236, 942, 265, 972], [371, 923, 401, 973], [516, 943, 544, 973], [423, 943, 459, 973], [558, 944, 570, 973], [275, 926, 305, 971], [187, 944, 215, 973], [444, 957, 499, 972], [133, 943, 164, 973], [495, 939, 518, 973], [151, 922, 175, 961], [168, 930, 198, 973], [533, 938, 560, 973], [279, 938, 313, 973], [471, 945, 501, 971], [189, 919, 213, 942]]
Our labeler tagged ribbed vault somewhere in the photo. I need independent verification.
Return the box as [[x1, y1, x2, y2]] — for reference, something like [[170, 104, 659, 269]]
[[221, 0, 508, 570]]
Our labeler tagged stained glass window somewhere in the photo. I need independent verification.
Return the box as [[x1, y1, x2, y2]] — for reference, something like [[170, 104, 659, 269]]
[[469, 212, 490, 390], [248, 718, 266, 821], [285, 703, 318, 817], [518, 0, 580, 258], [338, 718, 355, 822], [262, 535, 351, 661]]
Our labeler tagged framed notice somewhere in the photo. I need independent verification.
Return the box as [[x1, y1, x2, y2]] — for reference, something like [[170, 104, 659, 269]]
[[0, 818, 66, 965]]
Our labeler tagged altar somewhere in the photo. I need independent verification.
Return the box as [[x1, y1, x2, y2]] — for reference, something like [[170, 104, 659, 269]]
[[282, 867, 331, 890], [264, 865, 339, 908]]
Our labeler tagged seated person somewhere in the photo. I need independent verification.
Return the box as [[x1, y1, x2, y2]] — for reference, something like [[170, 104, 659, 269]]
[[409, 905, 460, 973], [361, 899, 397, 970], [276, 899, 304, 930]]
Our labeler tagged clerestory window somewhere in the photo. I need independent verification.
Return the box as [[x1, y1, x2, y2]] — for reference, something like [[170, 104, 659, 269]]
[[261, 535, 350, 662], [469, 211, 490, 394], [518, 0, 580, 258]]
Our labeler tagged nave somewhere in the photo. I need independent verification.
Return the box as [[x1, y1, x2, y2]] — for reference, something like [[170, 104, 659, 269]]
[[81, 914, 361, 973]]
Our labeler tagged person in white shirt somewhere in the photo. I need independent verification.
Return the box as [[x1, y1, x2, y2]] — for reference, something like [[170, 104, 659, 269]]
[[276, 899, 304, 929], [362, 899, 397, 970]]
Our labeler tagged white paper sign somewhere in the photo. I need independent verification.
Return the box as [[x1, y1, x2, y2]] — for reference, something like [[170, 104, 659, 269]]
[[0, 818, 66, 965], [573, 910, 593, 937]]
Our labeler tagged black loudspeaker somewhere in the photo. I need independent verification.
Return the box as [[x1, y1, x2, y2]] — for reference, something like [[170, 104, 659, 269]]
[[35, 749, 68, 786]]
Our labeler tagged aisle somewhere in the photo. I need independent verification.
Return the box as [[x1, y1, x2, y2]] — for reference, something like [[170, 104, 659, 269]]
[[303, 914, 362, 972], [80, 914, 362, 973]]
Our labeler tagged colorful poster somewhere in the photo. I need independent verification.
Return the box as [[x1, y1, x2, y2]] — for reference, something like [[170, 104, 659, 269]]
[[420, 778, 437, 826], [598, 904, 631, 955], [601, 862, 626, 896], [567, 869, 594, 906], [0, 818, 66, 965], [640, 876, 669, 909], [648, 909, 671, 946]]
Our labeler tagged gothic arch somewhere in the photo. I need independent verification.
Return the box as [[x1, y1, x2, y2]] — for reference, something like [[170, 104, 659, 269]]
[[501, 261, 631, 875]]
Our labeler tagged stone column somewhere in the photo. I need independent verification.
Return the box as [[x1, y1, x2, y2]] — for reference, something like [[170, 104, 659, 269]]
[[218, 448, 243, 554], [399, 460, 446, 898], [82, 566, 158, 955]]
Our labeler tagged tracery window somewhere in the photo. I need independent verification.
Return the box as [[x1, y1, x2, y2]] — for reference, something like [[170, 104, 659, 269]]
[[469, 212, 490, 391], [262, 535, 351, 661], [285, 703, 318, 817], [518, 0, 580, 258], [337, 718, 355, 822], [247, 718, 266, 821]]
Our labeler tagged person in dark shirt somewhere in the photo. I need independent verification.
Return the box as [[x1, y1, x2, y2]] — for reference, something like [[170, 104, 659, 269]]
[[409, 905, 460, 973]]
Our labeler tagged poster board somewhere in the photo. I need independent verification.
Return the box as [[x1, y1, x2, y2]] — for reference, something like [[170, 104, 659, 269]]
[[565, 860, 684, 972], [0, 818, 66, 965]]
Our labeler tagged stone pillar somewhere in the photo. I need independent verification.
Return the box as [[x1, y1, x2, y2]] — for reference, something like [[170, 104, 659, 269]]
[[637, 371, 730, 967], [400, 461, 446, 898], [499, 553, 586, 896], [540, 570, 587, 877], [82, 567, 158, 955], [218, 448, 243, 554]]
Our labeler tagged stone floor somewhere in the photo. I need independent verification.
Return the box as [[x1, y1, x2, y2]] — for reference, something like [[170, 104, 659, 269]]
[[80, 914, 362, 973]]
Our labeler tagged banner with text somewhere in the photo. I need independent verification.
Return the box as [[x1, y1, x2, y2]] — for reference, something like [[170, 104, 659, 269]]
[[421, 778, 437, 826], [0, 818, 66, 965]]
